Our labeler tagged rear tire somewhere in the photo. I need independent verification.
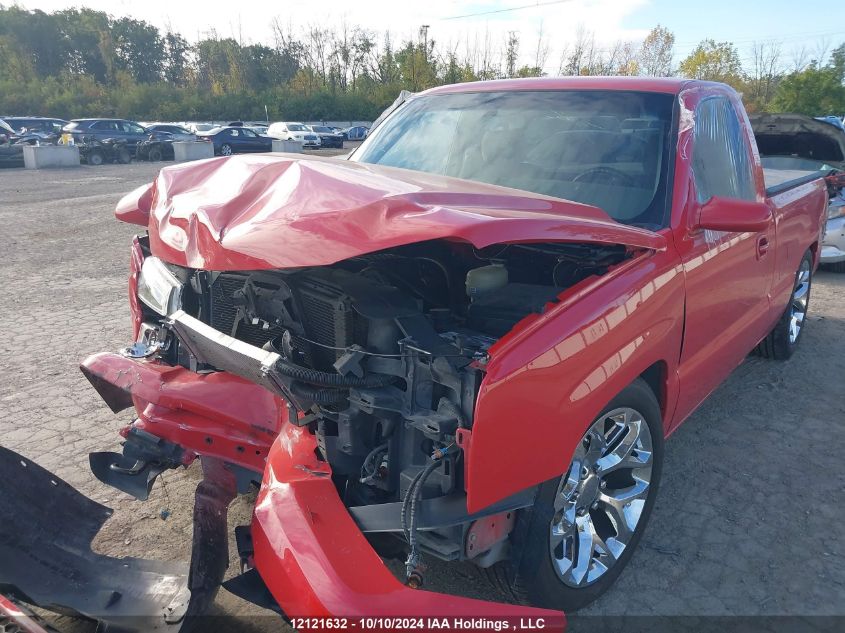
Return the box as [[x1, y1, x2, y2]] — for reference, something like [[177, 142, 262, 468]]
[[147, 147, 163, 162], [489, 379, 664, 611], [87, 151, 103, 166], [117, 148, 131, 164], [756, 250, 813, 360], [220, 143, 233, 156]]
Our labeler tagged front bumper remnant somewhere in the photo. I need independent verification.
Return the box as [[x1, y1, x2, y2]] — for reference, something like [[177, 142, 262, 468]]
[[252, 423, 566, 625], [0, 446, 236, 633]]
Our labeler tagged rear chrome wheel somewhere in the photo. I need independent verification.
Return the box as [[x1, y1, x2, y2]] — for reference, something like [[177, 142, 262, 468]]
[[220, 143, 233, 156], [757, 250, 813, 360], [550, 407, 653, 587], [788, 258, 811, 344]]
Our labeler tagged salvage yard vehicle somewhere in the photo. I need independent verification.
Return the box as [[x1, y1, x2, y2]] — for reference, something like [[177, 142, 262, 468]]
[[309, 124, 345, 148], [267, 121, 322, 147], [0, 77, 829, 631], [750, 113, 845, 271], [144, 123, 198, 142], [63, 118, 149, 155], [196, 125, 274, 156]]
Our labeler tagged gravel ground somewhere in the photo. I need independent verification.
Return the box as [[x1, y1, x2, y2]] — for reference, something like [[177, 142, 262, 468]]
[[0, 162, 843, 631]]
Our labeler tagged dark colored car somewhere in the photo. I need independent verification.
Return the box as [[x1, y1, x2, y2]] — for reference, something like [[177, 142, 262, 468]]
[[309, 125, 344, 148], [196, 126, 273, 156], [345, 125, 369, 141], [63, 119, 148, 155], [0, 121, 24, 167], [1, 117, 68, 136], [145, 124, 196, 142]]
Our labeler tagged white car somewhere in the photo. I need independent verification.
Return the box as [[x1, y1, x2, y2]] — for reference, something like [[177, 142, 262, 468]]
[[186, 122, 217, 134], [267, 122, 321, 148]]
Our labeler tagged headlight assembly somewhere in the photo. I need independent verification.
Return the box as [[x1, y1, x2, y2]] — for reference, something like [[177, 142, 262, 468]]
[[137, 256, 183, 316]]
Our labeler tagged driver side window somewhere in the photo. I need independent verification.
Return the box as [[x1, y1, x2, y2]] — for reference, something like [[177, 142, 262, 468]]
[[692, 97, 756, 203]]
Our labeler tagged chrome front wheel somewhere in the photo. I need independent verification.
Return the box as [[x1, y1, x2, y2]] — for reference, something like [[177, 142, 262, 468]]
[[491, 379, 663, 612], [550, 407, 654, 587]]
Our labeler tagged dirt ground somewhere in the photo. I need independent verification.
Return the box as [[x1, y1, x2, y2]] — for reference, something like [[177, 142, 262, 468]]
[[0, 162, 843, 631]]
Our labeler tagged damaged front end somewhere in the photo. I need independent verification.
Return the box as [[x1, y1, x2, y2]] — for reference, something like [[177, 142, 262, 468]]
[[2, 154, 665, 630]]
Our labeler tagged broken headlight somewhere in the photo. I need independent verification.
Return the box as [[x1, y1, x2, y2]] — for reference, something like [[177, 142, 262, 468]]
[[138, 256, 183, 316]]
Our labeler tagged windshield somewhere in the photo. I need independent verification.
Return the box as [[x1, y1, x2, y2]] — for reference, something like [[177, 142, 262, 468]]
[[354, 90, 676, 228], [288, 124, 307, 131]]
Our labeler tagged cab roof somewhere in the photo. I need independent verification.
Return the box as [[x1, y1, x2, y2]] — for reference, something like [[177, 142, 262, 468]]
[[420, 76, 722, 97]]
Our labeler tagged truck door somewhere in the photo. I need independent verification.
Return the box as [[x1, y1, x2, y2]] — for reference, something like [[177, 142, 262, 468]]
[[672, 93, 776, 425]]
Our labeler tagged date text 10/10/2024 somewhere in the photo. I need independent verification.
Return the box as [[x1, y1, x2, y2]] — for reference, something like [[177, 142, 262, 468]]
[[289, 618, 562, 632]]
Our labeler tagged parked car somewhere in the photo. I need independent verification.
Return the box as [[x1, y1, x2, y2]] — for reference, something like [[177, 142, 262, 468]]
[[0, 120, 24, 167], [750, 113, 845, 271], [344, 125, 369, 140], [266, 121, 321, 147], [0, 116, 67, 137], [815, 115, 845, 132], [63, 119, 148, 155], [144, 124, 197, 142], [246, 125, 269, 135], [196, 126, 273, 155], [3, 78, 829, 630], [186, 122, 217, 134], [308, 125, 344, 148]]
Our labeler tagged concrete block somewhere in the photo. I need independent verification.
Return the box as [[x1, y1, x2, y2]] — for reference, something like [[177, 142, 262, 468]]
[[272, 139, 304, 153], [173, 141, 215, 162], [23, 145, 80, 169]]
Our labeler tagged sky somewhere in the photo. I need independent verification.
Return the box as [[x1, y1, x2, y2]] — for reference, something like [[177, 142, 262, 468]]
[[14, 0, 845, 72]]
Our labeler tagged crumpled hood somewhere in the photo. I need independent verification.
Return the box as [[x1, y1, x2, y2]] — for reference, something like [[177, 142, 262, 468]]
[[143, 154, 665, 271]]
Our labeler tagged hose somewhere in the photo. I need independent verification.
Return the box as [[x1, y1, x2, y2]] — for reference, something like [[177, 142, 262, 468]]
[[289, 381, 349, 405], [274, 356, 396, 389]]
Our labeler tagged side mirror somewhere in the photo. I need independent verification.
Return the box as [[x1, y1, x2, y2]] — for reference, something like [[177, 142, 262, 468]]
[[695, 196, 772, 232]]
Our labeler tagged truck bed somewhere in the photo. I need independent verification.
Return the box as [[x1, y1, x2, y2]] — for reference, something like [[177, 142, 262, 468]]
[[762, 156, 832, 196]]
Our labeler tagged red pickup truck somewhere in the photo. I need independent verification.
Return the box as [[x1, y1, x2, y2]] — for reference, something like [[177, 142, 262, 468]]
[[0, 77, 828, 632]]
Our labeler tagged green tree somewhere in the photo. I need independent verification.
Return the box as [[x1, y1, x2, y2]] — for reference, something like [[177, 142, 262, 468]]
[[679, 39, 742, 85], [638, 25, 674, 76], [770, 57, 845, 115], [112, 17, 165, 83]]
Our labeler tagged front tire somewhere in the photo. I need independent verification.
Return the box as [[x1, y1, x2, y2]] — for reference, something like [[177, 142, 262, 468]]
[[756, 250, 812, 360], [491, 379, 664, 611]]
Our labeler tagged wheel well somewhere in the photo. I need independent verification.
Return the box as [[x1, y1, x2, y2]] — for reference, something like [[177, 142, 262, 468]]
[[808, 241, 818, 266], [639, 361, 667, 418]]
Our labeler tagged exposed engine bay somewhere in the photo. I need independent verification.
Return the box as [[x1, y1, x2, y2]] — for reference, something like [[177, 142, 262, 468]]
[[131, 238, 630, 572]]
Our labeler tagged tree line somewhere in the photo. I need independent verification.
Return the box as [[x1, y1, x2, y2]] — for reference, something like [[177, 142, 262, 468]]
[[1, 5, 843, 121]]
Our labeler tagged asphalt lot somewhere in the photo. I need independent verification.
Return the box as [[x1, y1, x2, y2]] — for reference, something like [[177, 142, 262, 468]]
[[1, 161, 844, 631]]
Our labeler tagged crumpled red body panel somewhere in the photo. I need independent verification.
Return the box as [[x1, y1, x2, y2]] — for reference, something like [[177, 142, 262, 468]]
[[141, 155, 664, 270], [252, 423, 566, 628]]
